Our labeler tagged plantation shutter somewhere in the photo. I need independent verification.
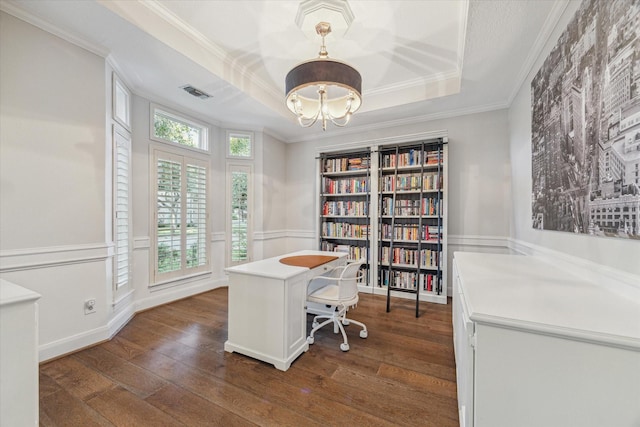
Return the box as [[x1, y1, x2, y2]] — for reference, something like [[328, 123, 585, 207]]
[[114, 129, 131, 290], [186, 163, 208, 268], [156, 155, 183, 275], [154, 150, 209, 282]]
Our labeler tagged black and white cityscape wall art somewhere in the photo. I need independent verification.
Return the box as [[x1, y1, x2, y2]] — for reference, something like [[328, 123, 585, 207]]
[[531, 0, 640, 239]]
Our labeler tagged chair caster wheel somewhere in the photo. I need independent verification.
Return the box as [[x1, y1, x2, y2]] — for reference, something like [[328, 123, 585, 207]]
[[342, 319, 350, 326], [307, 336, 314, 345], [360, 330, 368, 339], [340, 343, 350, 352]]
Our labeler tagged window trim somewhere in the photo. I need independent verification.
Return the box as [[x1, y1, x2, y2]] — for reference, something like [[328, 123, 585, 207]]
[[150, 144, 211, 285], [226, 130, 254, 159], [150, 103, 210, 153], [112, 124, 132, 297], [226, 161, 253, 267], [112, 73, 131, 131]]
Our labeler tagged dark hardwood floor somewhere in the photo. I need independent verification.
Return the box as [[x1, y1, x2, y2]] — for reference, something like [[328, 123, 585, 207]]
[[39, 288, 459, 426]]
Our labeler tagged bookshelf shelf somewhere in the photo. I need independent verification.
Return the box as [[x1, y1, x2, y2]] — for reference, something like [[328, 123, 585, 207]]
[[322, 215, 367, 219], [318, 139, 447, 315], [321, 236, 369, 241], [321, 193, 369, 197], [319, 151, 372, 287], [378, 140, 447, 317], [322, 169, 369, 177]]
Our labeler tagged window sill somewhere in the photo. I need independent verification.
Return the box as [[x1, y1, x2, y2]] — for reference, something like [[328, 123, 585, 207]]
[[149, 270, 212, 292]]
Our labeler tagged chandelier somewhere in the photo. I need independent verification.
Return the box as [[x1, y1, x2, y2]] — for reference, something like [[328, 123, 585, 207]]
[[285, 22, 362, 131]]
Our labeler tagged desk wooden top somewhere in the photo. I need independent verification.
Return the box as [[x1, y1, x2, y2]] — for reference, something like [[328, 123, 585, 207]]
[[279, 255, 338, 269]]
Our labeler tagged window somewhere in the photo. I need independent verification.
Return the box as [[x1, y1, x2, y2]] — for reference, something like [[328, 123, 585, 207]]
[[227, 164, 252, 266], [227, 131, 253, 158], [113, 126, 132, 292], [112, 73, 131, 130], [152, 105, 209, 151], [153, 149, 209, 282]]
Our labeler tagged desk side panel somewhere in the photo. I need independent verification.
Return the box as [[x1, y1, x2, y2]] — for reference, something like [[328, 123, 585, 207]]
[[474, 323, 640, 427], [227, 273, 285, 360]]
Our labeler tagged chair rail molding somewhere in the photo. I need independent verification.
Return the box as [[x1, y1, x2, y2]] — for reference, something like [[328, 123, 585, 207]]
[[253, 230, 287, 241], [507, 238, 640, 296], [0, 243, 114, 272], [286, 229, 316, 239], [448, 234, 510, 248]]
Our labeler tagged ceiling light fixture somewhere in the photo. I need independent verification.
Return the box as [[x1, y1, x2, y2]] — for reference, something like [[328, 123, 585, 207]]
[[285, 22, 362, 131]]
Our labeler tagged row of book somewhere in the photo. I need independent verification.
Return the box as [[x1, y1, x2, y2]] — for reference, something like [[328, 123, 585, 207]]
[[381, 197, 442, 216], [322, 200, 369, 217], [379, 269, 441, 292], [323, 157, 370, 173], [322, 177, 369, 194], [321, 222, 370, 239], [380, 247, 440, 268], [381, 224, 443, 241], [320, 242, 369, 262], [380, 173, 442, 192], [380, 149, 443, 168]]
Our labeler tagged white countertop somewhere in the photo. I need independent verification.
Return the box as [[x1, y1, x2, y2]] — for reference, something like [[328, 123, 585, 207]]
[[225, 250, 348, 280], [454, 252, 640, 350], [0, 279, 41, 307]]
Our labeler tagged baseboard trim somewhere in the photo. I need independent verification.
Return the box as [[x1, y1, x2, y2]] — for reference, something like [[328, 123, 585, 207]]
[[38, 324, 111, 362], [38, 277, 226, 362], [135, 277, 226, 312]]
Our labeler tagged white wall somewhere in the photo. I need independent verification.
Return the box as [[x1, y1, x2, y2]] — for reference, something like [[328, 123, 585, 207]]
[[256, 132, 288, 258], [0, 12, 112, 360], [285, 109, 513, 293], [507, 2, 640, 278], [130, 96, 227, 311], [286, 110, 512, 239], [0, 12, 282, 360]]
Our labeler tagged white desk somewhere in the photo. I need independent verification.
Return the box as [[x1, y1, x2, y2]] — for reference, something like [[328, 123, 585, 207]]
[[1, 280, 41, 427], [224, 250, 347, 371], [453, 252, 640, 427]]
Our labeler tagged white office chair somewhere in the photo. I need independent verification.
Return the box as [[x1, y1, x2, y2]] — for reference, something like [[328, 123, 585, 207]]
[[306, 260, 368, 351]]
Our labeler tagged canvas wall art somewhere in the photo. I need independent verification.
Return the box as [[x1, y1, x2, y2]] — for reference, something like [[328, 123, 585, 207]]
[[531, 0, 640, 239]]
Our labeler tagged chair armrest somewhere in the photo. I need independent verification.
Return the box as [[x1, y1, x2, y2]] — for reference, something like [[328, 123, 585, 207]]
[[307, 276, 341, 290]]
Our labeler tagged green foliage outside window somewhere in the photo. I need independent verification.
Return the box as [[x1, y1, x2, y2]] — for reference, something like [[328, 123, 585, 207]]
[[229, 135, 251, 157], [231, 171, 249, 261], [158, 242, 201, 272], [157, 243, 181, 273], [154, 113, 200, 148]]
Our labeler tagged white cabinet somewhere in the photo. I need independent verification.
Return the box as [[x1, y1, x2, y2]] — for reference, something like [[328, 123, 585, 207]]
[[0, 279, 41, 427], [453, 252, 640, 427], [452, 263, 474, 426], [225, 250, 346, 371]]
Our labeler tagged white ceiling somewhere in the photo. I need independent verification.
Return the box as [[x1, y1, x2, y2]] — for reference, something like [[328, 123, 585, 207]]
[[1, 0, 569, 143]]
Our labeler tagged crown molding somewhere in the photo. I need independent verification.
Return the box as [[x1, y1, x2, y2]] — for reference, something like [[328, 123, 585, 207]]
[[506, 0, 571, 105], [365, 69, 461, 97], [456, 0, 470, 79], [315, 129, 449, 155], [289, 99, 509, 144], [130, 0, 283, 102], [0, 1, 110, 58]]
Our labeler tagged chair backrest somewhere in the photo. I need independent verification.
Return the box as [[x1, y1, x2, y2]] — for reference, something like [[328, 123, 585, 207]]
[[338, 260, 365, 300]]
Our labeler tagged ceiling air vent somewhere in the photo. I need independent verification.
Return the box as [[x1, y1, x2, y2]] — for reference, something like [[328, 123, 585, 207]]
[[181, 85, 212, 100]]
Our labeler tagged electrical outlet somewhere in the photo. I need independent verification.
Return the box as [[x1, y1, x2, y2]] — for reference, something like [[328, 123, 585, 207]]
[[84, 299, 96, 315]]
